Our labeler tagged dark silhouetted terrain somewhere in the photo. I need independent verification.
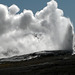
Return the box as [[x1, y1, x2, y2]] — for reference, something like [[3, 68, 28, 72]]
[[0, 50, 75, 75]]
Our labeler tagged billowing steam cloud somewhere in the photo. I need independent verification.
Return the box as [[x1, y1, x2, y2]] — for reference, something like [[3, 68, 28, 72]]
[[0, 0, 74, 58]]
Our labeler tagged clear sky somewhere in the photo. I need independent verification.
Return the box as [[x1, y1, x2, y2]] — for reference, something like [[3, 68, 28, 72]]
[[0, 0, 74, 29]]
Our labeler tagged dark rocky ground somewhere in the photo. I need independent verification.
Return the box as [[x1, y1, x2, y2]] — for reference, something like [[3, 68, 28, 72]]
[[0, 50, 75, 75]]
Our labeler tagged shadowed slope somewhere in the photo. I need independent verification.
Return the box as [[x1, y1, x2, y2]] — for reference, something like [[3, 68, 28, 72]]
[[0, 50, 74, 75]]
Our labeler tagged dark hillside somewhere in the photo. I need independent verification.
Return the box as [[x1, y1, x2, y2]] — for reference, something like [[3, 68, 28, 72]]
[[0, 50, 74, 75]]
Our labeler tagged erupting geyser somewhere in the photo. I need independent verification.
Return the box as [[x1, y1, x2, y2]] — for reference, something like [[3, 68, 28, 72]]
[[0, 0, 74, 58]]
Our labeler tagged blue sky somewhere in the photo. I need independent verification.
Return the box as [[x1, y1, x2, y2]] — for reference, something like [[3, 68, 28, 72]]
[[0, 0, 75, 29]]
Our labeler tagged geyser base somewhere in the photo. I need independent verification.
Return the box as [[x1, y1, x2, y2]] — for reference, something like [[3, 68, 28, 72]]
[[0, 50, 74, 75]]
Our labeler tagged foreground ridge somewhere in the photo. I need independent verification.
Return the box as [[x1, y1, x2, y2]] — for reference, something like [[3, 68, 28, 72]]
[[0, 50, 74, 75]]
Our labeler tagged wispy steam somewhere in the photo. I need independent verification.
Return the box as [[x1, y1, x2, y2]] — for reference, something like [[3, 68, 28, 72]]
[[0, 0, 74, 58]]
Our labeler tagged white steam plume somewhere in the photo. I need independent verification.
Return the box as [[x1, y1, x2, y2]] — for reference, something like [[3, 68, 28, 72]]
[[0, 0, 74, 58]]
